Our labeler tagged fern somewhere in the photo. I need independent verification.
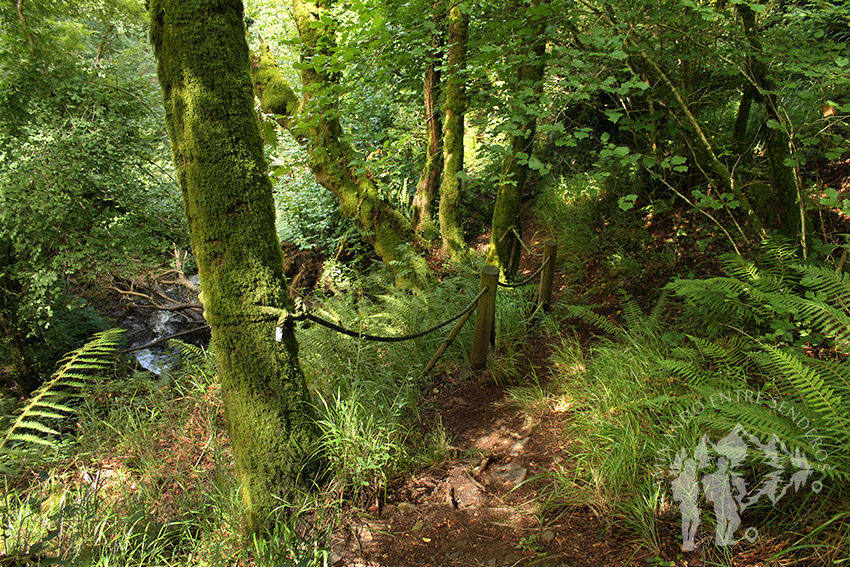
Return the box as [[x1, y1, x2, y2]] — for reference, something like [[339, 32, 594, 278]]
[[665, 243, 850, 482], [0, 328, 124, 473], [168, 339, 217, 385], [560, 303, 624, 338]]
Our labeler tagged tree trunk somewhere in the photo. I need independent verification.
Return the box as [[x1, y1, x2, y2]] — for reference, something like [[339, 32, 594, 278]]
[[438, 3, 469, 261], [149, 0, 318, 533], [738, 4, 799, 234], [411, 0, 444, 241], [733, 84, 756, 152], [252, 2, 431, 287], [486, 0, 548, 276]]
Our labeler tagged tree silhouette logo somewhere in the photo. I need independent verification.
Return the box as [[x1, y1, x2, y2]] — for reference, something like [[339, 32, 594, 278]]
[[668, 424, 820, 551]]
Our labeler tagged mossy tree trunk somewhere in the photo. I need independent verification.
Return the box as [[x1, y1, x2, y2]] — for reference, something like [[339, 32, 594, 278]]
[[252, 0, 431, 287], [411, 0, 444, 241], [738, 4, 799, 235], [438, 3, 469, 261], [149, 0, 318, 534], [733, 84, 756, 152], [486, 0, 548, 276]]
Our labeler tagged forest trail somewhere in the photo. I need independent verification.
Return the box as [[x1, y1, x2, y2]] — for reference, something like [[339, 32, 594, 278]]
[[330, 338, 639, 567], [330, 227, 654, 566]]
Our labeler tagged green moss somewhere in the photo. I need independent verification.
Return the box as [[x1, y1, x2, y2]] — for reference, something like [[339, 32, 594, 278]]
[[486, 0, 546, 275], [150, 0, 318, 533], [438, 4, 469, 262], [253, 43, 300, 119]]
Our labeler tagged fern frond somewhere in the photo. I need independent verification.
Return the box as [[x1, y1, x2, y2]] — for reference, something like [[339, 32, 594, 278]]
[[619, 295, 646, 332], [781, 295, 850, 350], [0, 328, 124, 470], [168, 339, 215, 381], [753, 348, 847, 428], [561, 304, 623, 338], [797, 264, 850, 312], [658, 358, 715, 387]]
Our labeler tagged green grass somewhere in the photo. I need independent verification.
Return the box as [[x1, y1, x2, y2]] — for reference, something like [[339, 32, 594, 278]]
[[515, 289, 850, 564], [0, 271, 540, 566]]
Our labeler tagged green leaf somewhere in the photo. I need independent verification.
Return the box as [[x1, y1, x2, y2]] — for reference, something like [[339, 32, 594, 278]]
[[618, 194, 637, 211], [605, 111, 623, 124], [766, 119, 782, 130], [670, 155, 687, 165], [642, 156, 657, 168], [528, 156, 545, 171], [783, 157, 799, 168]]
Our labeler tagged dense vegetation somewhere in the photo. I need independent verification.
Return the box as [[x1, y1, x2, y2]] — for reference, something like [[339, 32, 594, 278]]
[[1, 0, 849, 564]]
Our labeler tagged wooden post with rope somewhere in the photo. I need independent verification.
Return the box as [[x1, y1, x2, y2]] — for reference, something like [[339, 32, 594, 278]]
[[537, 241, 557, 313], [470, 265, 499, 370]]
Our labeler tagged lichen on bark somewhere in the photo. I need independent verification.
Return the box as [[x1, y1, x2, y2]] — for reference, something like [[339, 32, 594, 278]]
[[149, 0, 318, 533]]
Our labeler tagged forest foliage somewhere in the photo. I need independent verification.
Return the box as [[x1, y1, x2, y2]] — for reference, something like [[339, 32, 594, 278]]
[[1, 0, 850, 563]]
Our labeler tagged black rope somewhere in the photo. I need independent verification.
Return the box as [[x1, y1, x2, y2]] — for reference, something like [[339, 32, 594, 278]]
[[497, 256, 550, 289], [301, 287, 489, 343]]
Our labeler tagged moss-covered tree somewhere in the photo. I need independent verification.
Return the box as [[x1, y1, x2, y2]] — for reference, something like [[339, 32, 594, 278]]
[[737, 3, 800, 235], [149, 0, 318, 533], [411, 0, 444, 241], [252, 0, 431, 287], [438, 2, 470, 261], [486, 0, 548, 276]]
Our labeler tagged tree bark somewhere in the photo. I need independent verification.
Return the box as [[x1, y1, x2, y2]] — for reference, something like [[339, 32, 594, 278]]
[[733, 84, 756, 152], [252, 1, 431, 287], [486, 0, 548, 276], [149, 0, 318, 533], [738, 4, 799, 234], [438, 3, 469, 261], [411, 0, 445, 241]]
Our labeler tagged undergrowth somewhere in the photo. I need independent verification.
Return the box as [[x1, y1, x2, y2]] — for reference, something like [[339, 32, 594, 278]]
[[528, 242, 850, 564], [0, 270, 540, 566]]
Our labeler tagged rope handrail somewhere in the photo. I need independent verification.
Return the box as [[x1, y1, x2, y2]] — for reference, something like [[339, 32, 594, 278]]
[[119, 240, 555, 375], [511, 227, 544, 257], [497, 255, 551, 288], [291, 287, 489, 343]]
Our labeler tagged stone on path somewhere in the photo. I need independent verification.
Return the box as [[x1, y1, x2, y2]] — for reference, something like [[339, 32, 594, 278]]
[[491, 462, 527, 485], [509, 436, 531, 455]]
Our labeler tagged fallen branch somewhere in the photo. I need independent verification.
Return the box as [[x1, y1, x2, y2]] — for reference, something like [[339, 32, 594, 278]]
[[120, 324, 210, 354]]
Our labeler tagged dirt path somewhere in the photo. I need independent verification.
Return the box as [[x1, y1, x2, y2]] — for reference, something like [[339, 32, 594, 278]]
[[330, 344, 642, 566], [331, 227, 635, 567], [328, 222, 646, 566]]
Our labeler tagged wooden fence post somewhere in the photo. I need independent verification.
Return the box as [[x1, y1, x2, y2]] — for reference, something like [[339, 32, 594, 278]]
[[470, 265, 499, 370], [538, 241, 557, 313]]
